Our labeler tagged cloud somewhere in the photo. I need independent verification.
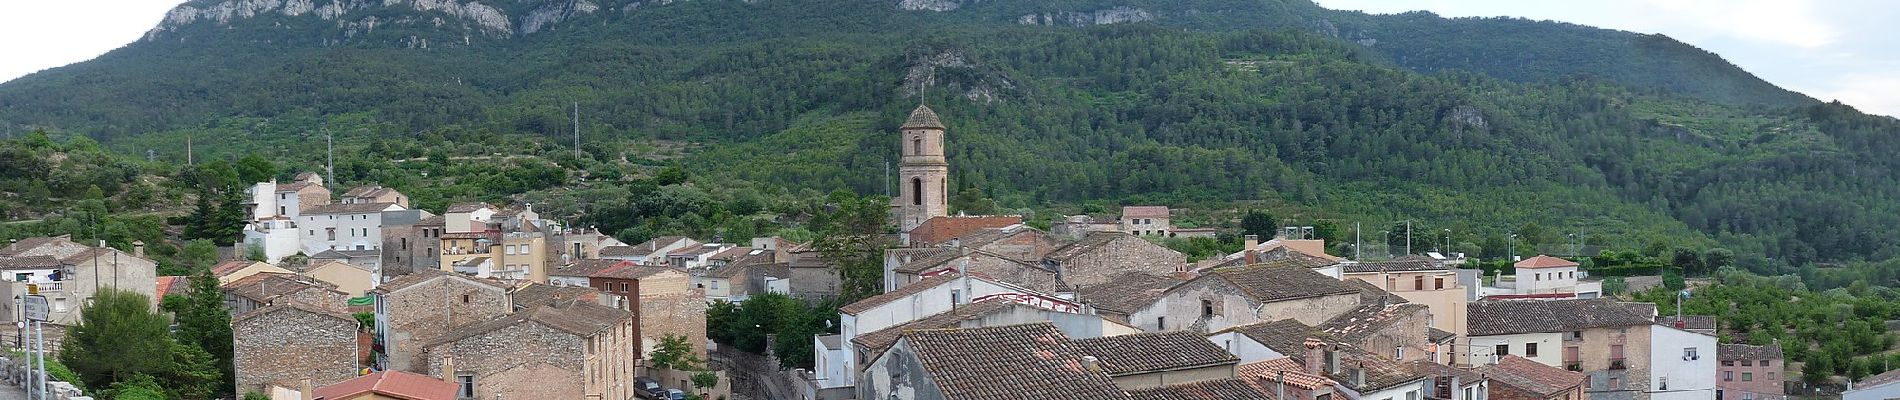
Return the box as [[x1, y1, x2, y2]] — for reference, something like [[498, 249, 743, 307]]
[[1807, 72, 1900, 118], [1635, 0, 1839, 48]]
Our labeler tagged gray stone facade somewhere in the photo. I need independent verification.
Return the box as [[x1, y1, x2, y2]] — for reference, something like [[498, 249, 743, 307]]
[[232, 302, 359, 394]]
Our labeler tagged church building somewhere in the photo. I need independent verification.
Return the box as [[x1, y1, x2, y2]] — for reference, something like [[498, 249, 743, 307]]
[[894, 104, 950, 234]]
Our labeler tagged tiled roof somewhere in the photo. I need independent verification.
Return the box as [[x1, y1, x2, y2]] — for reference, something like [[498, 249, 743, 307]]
[[1072, 330, 1238, 376], [1480, 356, 1586, 397], [889, 247, 965, 274], [840, 275, 958, 315], [707, 246, 757, 261], [51, 246, 130, 263], [1206, 264, 1359, 302], [371, 268, 510, 294], [232, 299, 353, 324], [1216, 319, 1422, 392], [1858, 368, 1900, 391], [902, 105, 946, 130], [155, 276, 189, 299], [416, 215, 446, 226], [306, 202, 400, 215], [1045, 231, 1132, 261], [1340, 260, 1444, 274], [1657, 315, 1717, 330], [444, 202, 494, 213], [1237, 358, 1334, 390], [510, 283, 601, 310], [553, 259, 632, 277], [0, 255, 62, 270], [1409, 360, 1483, 385], [223, 272, 341, 303], [1073, 272, 1183, 314], [851, 298, 1013, 356], [0, 236, 82, 257], [898, 323, 1129, 400], [1342, 278, 1408, 306], [1121, 206, 1170, 219], [1125, 377, 1277, 400], [1719, 343, 1783, 361], [601, 236, 695, 257], [588, 264, 678, 280], [1429, 327, 1455, 343], [910, 216, 1024, 246], [1513, 255, 1578, 269], [313, 370, 458, 400], [1319, 303, 1429, 344], [422, 301, 630, 348], [1467, 299, 1657, 336], [341, 185, 397, 198], [211, 260, 261, 276], [274, 181, 320, 193], [1219, 319, 1329, 361]]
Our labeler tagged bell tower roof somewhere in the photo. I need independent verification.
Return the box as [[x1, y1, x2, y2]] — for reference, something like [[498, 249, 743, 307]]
[[902, 105, 946, 130]]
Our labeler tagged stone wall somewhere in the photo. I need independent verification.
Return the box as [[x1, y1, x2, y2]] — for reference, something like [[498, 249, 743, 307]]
[[1055, 235, 1184, 288], [424, 321, 587, 400], [1259, 293, 1360, 327], [382, 277, 511, 372], [233, 306, 359, 394], [640, 292, 709, 360]]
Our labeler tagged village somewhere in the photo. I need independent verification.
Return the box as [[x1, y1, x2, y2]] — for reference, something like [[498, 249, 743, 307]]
[[0, 105, 1828, 400]]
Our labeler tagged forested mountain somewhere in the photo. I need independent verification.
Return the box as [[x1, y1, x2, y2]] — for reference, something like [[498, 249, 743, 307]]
[[0, 0, 1896, 271]]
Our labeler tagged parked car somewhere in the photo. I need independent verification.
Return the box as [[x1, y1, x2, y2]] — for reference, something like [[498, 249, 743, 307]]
[[634, 377, 665, 399], [664, 388, 687, 400]]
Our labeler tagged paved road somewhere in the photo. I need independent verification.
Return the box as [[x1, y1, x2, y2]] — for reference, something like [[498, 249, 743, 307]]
[[0, 383, 26, 400]]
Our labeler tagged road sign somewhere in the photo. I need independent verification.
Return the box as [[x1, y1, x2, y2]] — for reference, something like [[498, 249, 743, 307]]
[[23, 295, 48, 322]]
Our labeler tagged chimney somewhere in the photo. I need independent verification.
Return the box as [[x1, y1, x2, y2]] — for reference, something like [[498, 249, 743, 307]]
[[1674, 319, 1686, 329], [1276, 370, 1287, 400], [1244, 250, 1258, 265], [1082, 356, 1102, 373], [1352, 363, 1366, 388], [1304, 338, 1324, 374], [1328, 347, 1342, 375], [1244, 234, 1259, 250], [300, 378, 314, 400], [442, 356, 457, 385], [132, 240, 146, 258]]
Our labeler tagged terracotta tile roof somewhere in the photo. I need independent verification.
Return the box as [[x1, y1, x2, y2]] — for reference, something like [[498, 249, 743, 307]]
[[58, 246, 141, 265], [422, 301, 630, 348], [232, 299, 353, 324], [1340, 260, 1444, 274], [341, 185, 396, 198], [1513, 255, 1578, 269], [1125, 377, 1278, 400], [1204, 264, 1359, 302], [211, 260, 260, 277], [1237, 358, 1334, 390], [909, 216, 1024, 245], [587, 264, 678, 280], [1319, 303, 1429, 344], [1429, 327, 1455, 343], [552, 259, 633, 277], [1719, 343, 1783, 361], [1121, 206, 1170, 219], [313, 370, 458, 400], [1342, 279, 1408, 306], [601, 236, 696, 258], [898, 323, 1129, 400], [305, 202, 401, 215], [273, 181, 320, 193], [371, 268, 510, 294], [1480, 356, 1586, 397], [889, 247, 965, 274], [1219, 319, 1330, 361], [1657, 315, 1717, 330], [1073, 272, 1184, 315], [0, 255, 62, 270], [155, 276, 188, 299], [1466, 299, 1657, 336], [902, 105, 945, 130], [1217, 319, 1422, 392], [851, 298, 1014, 356], [840, 275, 957, 315], [510, 283, 601, 310], [1409, 360, 1483, 385], [1072, 330, 1238, 376], [1045, 231, 1133, 261], [0, 236, 82, 257]]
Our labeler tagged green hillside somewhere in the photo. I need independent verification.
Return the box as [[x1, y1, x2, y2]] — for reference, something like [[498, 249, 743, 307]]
[[0, 0, 1895, 273]]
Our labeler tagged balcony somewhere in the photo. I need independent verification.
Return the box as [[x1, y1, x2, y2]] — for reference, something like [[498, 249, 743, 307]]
[[1609, 358, 1627, 370], [1566, 362, 1583, 372]]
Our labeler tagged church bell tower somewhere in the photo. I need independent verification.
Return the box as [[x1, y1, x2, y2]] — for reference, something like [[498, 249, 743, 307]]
[[898, 104, 950, 233]]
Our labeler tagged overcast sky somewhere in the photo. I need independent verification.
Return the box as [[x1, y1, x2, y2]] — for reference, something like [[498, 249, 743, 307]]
[[1, 0, 1895, 117]]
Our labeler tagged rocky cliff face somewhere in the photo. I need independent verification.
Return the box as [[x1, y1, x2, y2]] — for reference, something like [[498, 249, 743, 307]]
[[142, 0, 619, 44], [1015, 6, 1153, 26]]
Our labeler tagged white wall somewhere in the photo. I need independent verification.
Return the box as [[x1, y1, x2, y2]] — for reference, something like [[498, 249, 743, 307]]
[[1358, 379, 1430, 400], [828, 277, 1028, 388], [549, 275, 590, 287], [300, 207, 398, 254], [1846, 383, 1900, 400], [248, 182, 278, 220], [1206, 331, 1285, 363], [1465, 332, 1563, 366], [1648, 325, 1717, 400], [1518, 266, 1578, 294], [243, 220, 302, 262], [811, 335, 851, 390]]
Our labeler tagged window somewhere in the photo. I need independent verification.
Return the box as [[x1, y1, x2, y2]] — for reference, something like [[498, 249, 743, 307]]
[[327, 228, 337, 241], [401, 238, 409, 250], [1742, 372, 1752, 381], [505, 245, 516, 255], [1495, 344, 1509, 357], [1684, 347, 1699, 360], [54, 298, 68, 312], [1723, 360, 1735, 366], [1763, 360, 1773, 367], [911, 178, 923, 206], [1202, 300, 1215, 317], [912, 138, 921, 155], [1742, 393, 1755, 400], [279, 206, 286, 215], [14, 273, 28, 282], [1407, 391, 1418, 400], [456, 374, 475, 399], [1608, 377, 1619, 389], [1415, 276, 1424, 290], [461, 294, 471, 304], [519, 246, 529, 255], [1658, 377, 1667, 391], [1724, 371, 1733, 381], [1394, 346, 1404, 359], [949, 289, 959, 304], [1567, 331, 1583, 341], [1741, 360, 1752, 366], [1435, 278, 1444, 290], [1535, 273, 1541, 281], [1157, 316, 1166, 330], [1769, 372, 1776, 380], [1526, 343, 1538, 357], [1564, 347, 1580, 363]]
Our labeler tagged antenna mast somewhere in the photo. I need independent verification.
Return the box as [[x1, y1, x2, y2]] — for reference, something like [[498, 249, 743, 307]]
[[573, 102, 581, 159], [324, 124, 334, 185]]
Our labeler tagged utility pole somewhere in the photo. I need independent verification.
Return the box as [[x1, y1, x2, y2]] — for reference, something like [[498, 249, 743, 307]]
[[884, 159, 892, 198], [572, 102, 581, 160], [1354, 222, 1361, 260], [1405, 220, 1412, 256], [324, 124, 334, 186], [186, 136, 194, 165]]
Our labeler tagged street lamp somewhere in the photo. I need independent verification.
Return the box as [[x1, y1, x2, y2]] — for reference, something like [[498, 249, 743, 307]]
[[1443, 229, 1452, 254]]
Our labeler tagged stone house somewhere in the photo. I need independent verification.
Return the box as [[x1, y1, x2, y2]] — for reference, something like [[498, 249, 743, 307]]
[[1205, 319, 1432, 400], [1481, 355, 1587, 400], [1071, 330, 1241, 390], [311, 370, 457, 400], [0, 238, 158, 326], [339, 186, 408, 208], [1467, 298, 1715, 400], [420, 301, 636, 400], [547, 227, 626, 266], [784, 243, 843, 301], [222, 272, 350, 316], [378, 209, 439, 279], [884, 225, 1065, 292], [548, 259, 634, 288], [1072, 272, 1185, 324], [1119, 206, 1171, 237], [1718, 342, 1784, 400], [1041, 231, 1186, 289], [903, 215, 1023, 247], [585, 263, 703, 359], [232, 300, 360, 395], [1318, 301, 1435, 363], [1341, 259, 1469, 337], [1131, 262, 1362, 333], [586, 264, 688, 309], [371, 269, 513, 373]]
